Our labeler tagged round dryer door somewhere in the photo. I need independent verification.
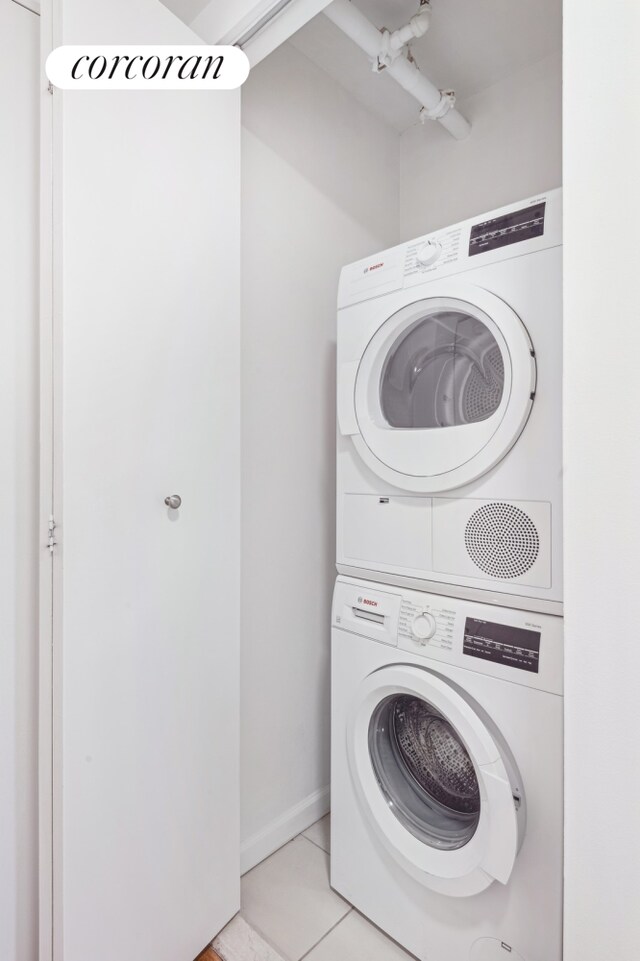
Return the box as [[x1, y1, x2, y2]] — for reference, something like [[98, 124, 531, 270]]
[[347, 664, 524, 897], [348, 282, 536, 493]]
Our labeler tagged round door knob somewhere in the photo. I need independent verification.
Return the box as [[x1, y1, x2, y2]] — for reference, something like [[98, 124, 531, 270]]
[[411, 612, 437, 641], [164, 494, 182, 509], [416, 240, 442, 267]]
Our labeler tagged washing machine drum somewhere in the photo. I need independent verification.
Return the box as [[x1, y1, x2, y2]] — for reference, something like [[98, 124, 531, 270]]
[[341, 284, 537, 493], [370, 695, 481, 851]]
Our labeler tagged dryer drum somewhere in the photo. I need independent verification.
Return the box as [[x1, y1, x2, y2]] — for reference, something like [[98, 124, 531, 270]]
[[379, 310, 505, 429], [391, 696, 481, 816], [461, 344, 504, 423]]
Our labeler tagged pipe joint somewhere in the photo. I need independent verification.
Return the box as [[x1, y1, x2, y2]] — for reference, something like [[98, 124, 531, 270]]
[[420, 89, 457, 122], [390, 10, 431, 51], [376, 8, 431, 69], [376, 29, 399, 70]]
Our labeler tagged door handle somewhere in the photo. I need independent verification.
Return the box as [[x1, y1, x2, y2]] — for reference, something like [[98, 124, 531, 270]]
[[164, 494, 182, 509]]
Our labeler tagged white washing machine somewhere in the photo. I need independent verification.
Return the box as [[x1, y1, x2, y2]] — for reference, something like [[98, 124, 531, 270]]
[[331, 576, 563, 961], [336, 190, 562, 615]]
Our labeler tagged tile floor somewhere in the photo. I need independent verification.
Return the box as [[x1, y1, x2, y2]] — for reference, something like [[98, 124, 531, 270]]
[[238, 814, 415, 961]]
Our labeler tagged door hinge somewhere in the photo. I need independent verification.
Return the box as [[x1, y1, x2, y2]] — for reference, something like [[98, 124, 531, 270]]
[[47, 515, 57, 554]]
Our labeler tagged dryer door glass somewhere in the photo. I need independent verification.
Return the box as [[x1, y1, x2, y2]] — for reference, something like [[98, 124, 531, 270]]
[[369, 694, 481, 850], [380, 310, 504, 429], [349, 288, 536, 493]]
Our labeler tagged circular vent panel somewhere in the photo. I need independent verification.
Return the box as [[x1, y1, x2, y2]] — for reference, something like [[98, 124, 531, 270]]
[[465, 503, 539, 579]]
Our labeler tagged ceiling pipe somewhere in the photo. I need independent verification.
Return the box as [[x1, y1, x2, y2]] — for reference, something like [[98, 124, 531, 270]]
[[323, 0, 471, 140]]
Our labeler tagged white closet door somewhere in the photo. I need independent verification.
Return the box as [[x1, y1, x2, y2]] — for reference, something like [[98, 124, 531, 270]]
[[43, 2, 241, 960]]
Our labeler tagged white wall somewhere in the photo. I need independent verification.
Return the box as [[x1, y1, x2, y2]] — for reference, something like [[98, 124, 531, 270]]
[[240, 40, 399, 869], [0, 2, 40, 959], [399, 49, 562, 237], [563, 2, 640, 957]]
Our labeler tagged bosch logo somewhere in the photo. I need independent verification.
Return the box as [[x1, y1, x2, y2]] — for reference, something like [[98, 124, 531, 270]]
[[358, 597, 378, 607], [363, 262, 384, 274]]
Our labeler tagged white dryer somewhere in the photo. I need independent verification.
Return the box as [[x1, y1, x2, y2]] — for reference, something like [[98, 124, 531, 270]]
[[336, 190, 562, 614], [331, 576, 563, 961]]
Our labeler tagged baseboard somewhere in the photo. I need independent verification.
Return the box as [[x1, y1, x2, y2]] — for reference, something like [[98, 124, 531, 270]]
[[240, 786, 330, 875]]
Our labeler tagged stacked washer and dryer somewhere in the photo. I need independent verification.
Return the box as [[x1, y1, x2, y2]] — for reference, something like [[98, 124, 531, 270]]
[[331, 190, 563, 961]]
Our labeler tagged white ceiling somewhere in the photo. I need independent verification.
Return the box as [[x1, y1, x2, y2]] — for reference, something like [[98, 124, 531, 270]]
[[160, 0, 211, 26], [289, 0, 562, 131]]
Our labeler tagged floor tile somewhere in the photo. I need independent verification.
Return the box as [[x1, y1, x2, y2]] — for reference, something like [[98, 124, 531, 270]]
[[241, 836, 350, 961], [304, 909, 415, 961], [302, 814, 330, 854]]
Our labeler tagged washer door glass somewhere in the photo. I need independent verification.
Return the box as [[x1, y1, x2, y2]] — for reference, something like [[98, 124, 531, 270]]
[[369, 694, 481, 850], [380, 310, 504, 429]]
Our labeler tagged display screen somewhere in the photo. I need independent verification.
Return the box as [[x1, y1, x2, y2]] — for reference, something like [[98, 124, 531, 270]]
[[463, 617, 541, 673], [469, 201, 546, 257]]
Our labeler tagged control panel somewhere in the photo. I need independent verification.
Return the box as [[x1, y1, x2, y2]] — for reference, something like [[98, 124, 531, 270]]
[[332, 576, 563, 695], [336, 189, 561, 309]]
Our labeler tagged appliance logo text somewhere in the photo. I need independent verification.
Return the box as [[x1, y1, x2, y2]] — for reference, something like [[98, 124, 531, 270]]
[[358, 597, 378, 607]]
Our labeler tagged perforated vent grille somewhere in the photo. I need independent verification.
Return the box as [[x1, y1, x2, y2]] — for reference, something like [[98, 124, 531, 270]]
[[461, 345, 504, 423], [465, 503, 540, 579]]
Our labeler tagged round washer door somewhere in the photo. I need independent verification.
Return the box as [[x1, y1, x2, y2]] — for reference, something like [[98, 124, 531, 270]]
[[350, 282, 536, 493], [347, 664, 523, 897]]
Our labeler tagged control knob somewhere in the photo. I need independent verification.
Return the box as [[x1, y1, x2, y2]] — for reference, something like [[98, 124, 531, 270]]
[[411, 611, 437, 642], [415, 240, 442, 267]]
